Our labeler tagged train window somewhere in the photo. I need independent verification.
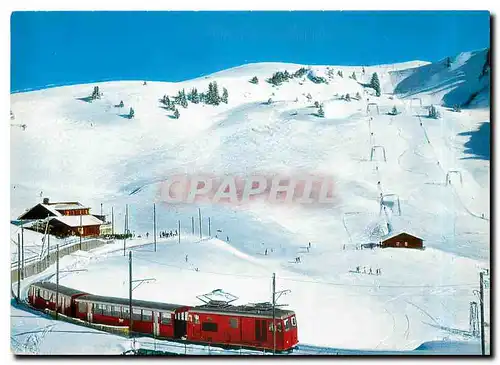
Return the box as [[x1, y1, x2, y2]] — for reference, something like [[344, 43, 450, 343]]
[[188, 314, 193, 322], [194, 314, 200, 324], [78, 302, 87, 313], [284, 318, 292, 332], [142, 310, 153, 322], [161, 313, 171, 325], [111, 306, 121, 317], [277, 322, 282, 332], [229, 318, 238, 329], [132, 308, 142, 321], [291, 316, 297, 327], [123, 307, 130, 319], [36, 289, 40, 297], [202, 322, 218, 332]]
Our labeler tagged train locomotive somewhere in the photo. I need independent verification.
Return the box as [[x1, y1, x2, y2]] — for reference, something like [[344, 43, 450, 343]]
[[27, 281, 299, 352]]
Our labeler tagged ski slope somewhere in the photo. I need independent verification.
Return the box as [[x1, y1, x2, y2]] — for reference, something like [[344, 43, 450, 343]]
[[10, 49, 490, 353]]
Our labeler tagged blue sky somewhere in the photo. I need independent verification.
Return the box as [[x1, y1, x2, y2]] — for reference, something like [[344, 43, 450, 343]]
[[11, 11, 490, 92]]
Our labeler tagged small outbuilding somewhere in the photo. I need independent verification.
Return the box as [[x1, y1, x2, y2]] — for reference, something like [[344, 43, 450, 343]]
[[381, 232, 424, 250]]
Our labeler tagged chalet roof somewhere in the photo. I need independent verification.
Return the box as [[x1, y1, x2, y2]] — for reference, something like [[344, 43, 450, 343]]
[[18, 201, 90, 220], [52, 215, 104, 227], [382, 231, 423, 242], [76, 294, 186, 312]]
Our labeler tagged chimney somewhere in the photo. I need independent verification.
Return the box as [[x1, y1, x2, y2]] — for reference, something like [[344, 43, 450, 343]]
[[43, 198, 49, 204]]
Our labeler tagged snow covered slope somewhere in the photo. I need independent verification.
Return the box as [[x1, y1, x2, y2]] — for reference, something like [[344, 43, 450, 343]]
[[11, 53, 490, 352], [392, 49, 490, 107]]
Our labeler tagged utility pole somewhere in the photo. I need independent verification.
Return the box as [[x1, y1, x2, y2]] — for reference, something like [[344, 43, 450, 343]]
[[271, 273, 291, 355], [47, 229, 50, 263], [112, 206, 114, 235], [272, 273, 276, 355], [479, 271, 486, 355], [208, 217, 211, 237], [123, 212, 127, 256], [17, 233, 21, 303], [191, 216, 194, 235], [198, 208, 202, 240], [178, 220, 181, 244], [153, 203, 157, 252], [56, 244, 59, 320], [79, 214, 83, 250], [126, 204, 129, 234], [21, 223, 24, 279], [129, 251, 133, 333]]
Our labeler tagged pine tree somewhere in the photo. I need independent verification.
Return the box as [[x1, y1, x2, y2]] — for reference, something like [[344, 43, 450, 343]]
[[165, 96, 171, 108], [337, 70, 343, 78], [345, 93, 351, 102], [206, 81, 221, 105], [314, 101, 320, 108], [390, 106, 399, 115], [162, 95, 167, 105], [284, 70, 290, 80], [119, 100, 124, 108], [249, 76, 259, 84], [129, 107, 135, 118], [221, 87, 228, 104], [173, 108, 180, 119], [351, 72, 357, 81], [318, 104, 325, 118], [188, 88, 200, 104], [355, 92, 361, 100], [370, 73, 381, 97], [177, 89, 188, 108], [445, 57, 452, 68]]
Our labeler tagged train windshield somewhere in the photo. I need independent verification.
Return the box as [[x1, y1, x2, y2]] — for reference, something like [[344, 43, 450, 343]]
[[291, 315, 297, 327]]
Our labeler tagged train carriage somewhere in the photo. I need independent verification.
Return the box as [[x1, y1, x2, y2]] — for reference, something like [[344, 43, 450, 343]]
[[28, 282, 88, 317], [74, 294, 190, 339], [187, 301, 298, 351]]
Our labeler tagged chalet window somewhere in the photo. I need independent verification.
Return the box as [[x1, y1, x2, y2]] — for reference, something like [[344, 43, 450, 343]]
[[202, 322, 218, 332], [142, 310, 153, 322], [132, 308, 142, 321], [161, 313, 172, 325], [229, 318, 238, 329], [78, 302, 87, 313], [291, 316, 297, 327]]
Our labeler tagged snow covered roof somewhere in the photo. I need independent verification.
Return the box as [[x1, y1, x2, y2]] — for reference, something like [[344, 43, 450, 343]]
[[44, 201, 89, 210], [382, 231, 423, 241], [193, 302, 295, 319], [52, 215, 104, 227], [76, 294, 186, 312], [32, 281, 88, 297]]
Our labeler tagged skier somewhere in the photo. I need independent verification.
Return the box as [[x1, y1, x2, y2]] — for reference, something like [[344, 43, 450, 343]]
[[369, 267, 373, 275], [308, 242, 311, 249], [185, 255, 188, 263], [307, 247, 310, 253], [227, 236, 230, 242], [146, 232, 149, 239], [356, 266, 360, 273], [265, 249, 268, 256], [342, 244, 345, 251]]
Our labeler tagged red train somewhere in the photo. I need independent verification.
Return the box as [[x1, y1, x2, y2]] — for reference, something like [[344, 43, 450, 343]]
[[28, 281, 299, 352]]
